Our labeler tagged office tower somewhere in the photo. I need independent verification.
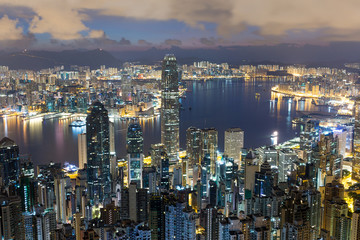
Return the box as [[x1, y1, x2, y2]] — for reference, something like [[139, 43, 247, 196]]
[[0, 137, 20, 187], [150, 143, 167, 168], [258, 146, 278, 167], [278, 149, 298, 183], [19, 176, 36, 212], [161, 54, 180, 162], [186, 127, 202, 166], [137, 188, 149, 223], [129, 182, 137, 221], [209, 180, 217, 207], [119, 184, 148, 223], [120, 187, 130, 220], [254, 161, 274, 197], [201, 128, 218, 175], [86, 101, 111, 204], [224, 128, 244, 162], [160, 153, 170, 190], [353, 97, 360, 181], [78, 133, 87, 169], [351, 211, 360, 240], [149, 195, 165, 240], [127, 123, 144, 187], [0, 195, 24, 240]]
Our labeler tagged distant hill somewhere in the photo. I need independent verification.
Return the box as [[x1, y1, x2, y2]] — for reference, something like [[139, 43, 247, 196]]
[[113, 43, 360, 68], [0, 49, 122, 70]]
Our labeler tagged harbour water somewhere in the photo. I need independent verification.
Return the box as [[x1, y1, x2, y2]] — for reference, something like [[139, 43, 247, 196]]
[[0, 79, 320, 166]]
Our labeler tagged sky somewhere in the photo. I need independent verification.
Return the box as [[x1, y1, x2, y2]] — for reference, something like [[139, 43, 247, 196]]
[[1, 1, 360, 51]]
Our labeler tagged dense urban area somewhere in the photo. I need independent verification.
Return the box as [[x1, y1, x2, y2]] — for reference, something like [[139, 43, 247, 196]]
[[1, 54, 360, 240]]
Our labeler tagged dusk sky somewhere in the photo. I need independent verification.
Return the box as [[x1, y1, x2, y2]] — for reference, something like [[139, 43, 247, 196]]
[[1, 1, 360, 51]]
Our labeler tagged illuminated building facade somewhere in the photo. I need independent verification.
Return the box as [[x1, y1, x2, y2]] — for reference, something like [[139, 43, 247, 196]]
[[186, 127, 202, 166], [0, 137, 20, 187], [161, 54, 180, 162], [353, 97, 360, 181], [201, 128, 218, 175], [86, 101, 111, 204], [224, 128, 244, 162], [127, 123, 144, 187]]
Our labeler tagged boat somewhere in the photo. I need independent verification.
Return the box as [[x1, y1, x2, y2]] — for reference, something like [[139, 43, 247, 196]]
[[69, 120, 86, 127]]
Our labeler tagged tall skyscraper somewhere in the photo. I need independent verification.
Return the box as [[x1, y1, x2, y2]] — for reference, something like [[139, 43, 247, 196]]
[[0, 195, 24, 240], [78, 133, 87, 169], [0, 137, 20, 187], [127, 123, 144, 187], [186, 127, 202, 166], [351, 210, 360, 240], [353, 97, 360, 181], [201, 128, 218, 175], [161, 54, 180, 162], [86, 101, 111, 204], [224, 128, 244, 162]]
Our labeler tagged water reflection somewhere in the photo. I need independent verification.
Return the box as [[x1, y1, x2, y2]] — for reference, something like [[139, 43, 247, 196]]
[[0, 79, 320, 166]]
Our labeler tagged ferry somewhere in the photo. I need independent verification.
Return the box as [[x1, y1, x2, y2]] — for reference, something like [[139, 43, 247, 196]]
[[69, 120, 86, 127]]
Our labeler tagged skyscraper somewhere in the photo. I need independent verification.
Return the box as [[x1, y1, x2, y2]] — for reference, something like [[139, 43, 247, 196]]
[[186, 127, 202, 166], [127, 123, 144, 187], [86, 101, 111, 204], [161, 54, 179, 162], [78, 133, 87, 169], [201, 128, 218, 175], [0, 195, 24, 240], [224, 128, 244, 162], [0, 137, 20, 187], [353, 97, 360, 181]]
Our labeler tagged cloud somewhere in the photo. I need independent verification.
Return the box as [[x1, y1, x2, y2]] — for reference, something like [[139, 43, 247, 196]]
[[119, 37, 131, 45], [200, 37, 216, 46], [88, 30, 105, 39], [2, 0, 360, 45], [164, 39, 182, 46], [0, 15, 24, 40], [138, 39, 152, 46]]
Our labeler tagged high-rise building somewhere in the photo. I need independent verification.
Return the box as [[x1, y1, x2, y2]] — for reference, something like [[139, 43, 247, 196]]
[[353, 97, 360, 181], [186, 127, 202, 166], [0, 137, 20, 187], [254, 161, 274, 197], [19, 176, 36, 213], [165, 202, 196, 240], [201, 128, 218, 175], [224, 128, 244, 162], [54, 173, 69, 223], [351, 210, 360, 240], [149, 195, 165, 240], [0, 195, 24, 240], [127, 123, 144, 187], [86, 101, 111, 204], [150, 143, 167, 168], [78, 133, 87, 169], [161, 54, 180, 162]]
